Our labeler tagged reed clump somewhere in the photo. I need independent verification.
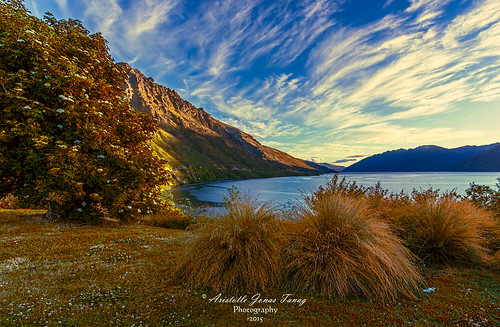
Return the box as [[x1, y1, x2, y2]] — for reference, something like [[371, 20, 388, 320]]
[[175, 196, 282, 292], [281, 194, 423, 301]]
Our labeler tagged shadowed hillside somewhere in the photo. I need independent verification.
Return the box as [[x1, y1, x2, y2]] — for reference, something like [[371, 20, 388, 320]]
[[448, 144, 500, 171], [344, 144, 500, 172]]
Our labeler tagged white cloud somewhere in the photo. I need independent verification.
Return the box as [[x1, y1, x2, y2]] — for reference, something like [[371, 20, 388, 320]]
[[342, 123, 482, 145], [444, 0, 500, 44], [126, 0, 176, 39], [26, 0, 40, 16], [405, 0, 449, 13], [54, 0, 67, 12], [384, 0, 396, 8], [217, 96, 274, 121], [84, 0, 122, 36], [222, 117, 304, 140], [208, 42, 233, 77]]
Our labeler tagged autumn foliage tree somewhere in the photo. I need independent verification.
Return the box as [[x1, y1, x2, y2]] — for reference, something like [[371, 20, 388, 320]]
[[0, 0, 172, 222]]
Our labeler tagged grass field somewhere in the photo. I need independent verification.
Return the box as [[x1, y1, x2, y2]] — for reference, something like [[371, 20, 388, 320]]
[[0, 210, 498, 326]]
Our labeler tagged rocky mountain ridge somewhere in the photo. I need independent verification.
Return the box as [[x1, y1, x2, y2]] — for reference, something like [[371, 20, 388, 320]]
[[120, 63, 336, 183]]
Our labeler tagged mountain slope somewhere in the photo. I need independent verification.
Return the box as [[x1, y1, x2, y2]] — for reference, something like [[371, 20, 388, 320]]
[[447, 144, 500, 171], [120, 63, 333, 183], [344, 143, 500, 172]]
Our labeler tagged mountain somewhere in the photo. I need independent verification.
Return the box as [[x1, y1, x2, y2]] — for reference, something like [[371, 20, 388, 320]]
[[120, 63, 334, 183], [343, 143, 500, 172], [305, 161, 345, 172], [447, 144, 500, 171]]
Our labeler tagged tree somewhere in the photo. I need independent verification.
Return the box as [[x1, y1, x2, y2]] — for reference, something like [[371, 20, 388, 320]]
[[0, 0, 172, 222]]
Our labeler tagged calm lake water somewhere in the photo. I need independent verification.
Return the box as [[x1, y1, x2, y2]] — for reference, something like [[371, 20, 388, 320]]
[[172, 172, 500, 206]]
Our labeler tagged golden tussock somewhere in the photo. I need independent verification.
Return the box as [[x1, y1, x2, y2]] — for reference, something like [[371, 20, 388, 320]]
[[174, 197, 282, 292], [281, 194, 423, 301]]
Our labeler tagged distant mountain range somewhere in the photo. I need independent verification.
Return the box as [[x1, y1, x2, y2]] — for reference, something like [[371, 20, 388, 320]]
[[343, 143, 500, 172], [306, 161, 345, 172], [121, 63, 338, 184]]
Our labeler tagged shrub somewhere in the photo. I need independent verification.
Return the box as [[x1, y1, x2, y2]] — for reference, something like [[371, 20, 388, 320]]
[[0, 194, 19, 209], [138, 209, 195, 230], [306, 174, 367, 207], [465, 180, 500, 218], [282, 194, 422, 301], [175, 196, 282, 292], [395, 197, 494, 266]]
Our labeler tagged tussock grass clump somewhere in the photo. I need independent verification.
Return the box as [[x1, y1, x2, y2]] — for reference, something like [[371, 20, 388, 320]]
[[282, 194, 422, 301], [486, 250, 500, 271], [396, 197, 495, 266], [138, 209, 195, 230], [487, 220, 500, 253], [175, 197, 282, 292]]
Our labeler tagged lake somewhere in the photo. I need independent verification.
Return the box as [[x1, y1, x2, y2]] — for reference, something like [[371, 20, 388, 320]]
[[171, 172, 500, 206]]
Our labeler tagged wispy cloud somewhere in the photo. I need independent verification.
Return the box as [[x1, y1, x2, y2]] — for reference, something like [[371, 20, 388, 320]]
[[334, 158, 357, 164], [54, 0, 68, 13], [223, 117, 304, 139], [84, 0, 122, 36], [406, 0, 449, 14], [126, 0, 176, 39], [26, 0, 40, 16], [340, 123, 483, 145]]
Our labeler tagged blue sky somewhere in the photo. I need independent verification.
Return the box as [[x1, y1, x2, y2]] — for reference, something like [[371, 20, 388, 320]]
[[26, 0, 500, 165]]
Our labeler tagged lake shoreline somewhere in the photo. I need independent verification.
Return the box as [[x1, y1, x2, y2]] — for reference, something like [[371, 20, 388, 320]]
[[172, 172, 500, 206]]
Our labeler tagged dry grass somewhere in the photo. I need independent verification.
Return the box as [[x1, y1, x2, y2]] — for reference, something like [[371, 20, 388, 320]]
[[487, 250, 500, 272], [485, 219, 500, 253], [394, 197, 495, 266], [0, 209, 191, 326], [1, 209, 499, 326], [281, 194, 423, 301], [137, 209, 195, 230], [175, 197, 282, 292]]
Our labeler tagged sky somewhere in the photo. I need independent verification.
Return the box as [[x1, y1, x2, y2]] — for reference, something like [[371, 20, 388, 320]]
[[25, 0, 500, 165]]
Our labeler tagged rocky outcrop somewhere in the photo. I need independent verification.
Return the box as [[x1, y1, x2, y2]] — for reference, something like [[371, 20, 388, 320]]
[[120, 63, 334, 183]]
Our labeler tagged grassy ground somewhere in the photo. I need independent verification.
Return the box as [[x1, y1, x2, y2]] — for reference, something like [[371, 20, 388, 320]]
[[0, 210, 498, 326]]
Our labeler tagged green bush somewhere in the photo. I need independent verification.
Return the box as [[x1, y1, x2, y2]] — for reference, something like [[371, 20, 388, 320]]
[[465, 178, 500, 218]]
